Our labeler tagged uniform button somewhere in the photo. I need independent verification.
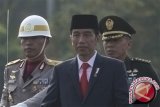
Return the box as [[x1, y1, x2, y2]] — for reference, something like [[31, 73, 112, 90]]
[[22, 89, 26, 92]]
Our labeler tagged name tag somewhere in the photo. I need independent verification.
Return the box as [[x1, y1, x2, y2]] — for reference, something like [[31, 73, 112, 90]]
[[8, 79, 16, 83]]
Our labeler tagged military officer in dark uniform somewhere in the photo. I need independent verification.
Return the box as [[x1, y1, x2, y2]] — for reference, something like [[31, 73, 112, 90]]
[[99, 15, 160, 107], [0, 15, 61, 107]]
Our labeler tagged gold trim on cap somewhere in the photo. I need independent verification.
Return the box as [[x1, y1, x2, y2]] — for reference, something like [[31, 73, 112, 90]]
[[20, 25, 49, 32], [102, 34, 124, 40], [102, 31, 131, 37]]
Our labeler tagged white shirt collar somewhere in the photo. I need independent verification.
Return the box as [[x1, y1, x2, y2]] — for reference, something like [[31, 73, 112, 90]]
[[77, 50, 97, 69]]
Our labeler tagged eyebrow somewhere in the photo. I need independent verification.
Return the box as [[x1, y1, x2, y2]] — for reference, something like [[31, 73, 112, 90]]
[[72, 31, 80, 34], [73, 31, 92, 33]]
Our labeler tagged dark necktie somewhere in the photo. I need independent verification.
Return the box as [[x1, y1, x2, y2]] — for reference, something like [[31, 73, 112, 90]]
[[80, 63, 90, 98]]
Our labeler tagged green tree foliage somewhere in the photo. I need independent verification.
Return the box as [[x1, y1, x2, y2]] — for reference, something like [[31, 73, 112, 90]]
[[0, 0, 159, 75]]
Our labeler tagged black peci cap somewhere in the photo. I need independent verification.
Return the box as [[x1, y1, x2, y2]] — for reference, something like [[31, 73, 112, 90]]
[[99, 15, 136, 40], [70, 14, 98, 33]]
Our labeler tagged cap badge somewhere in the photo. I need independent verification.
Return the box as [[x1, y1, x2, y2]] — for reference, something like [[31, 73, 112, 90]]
[[105, 18, 114, 30], [24, 23, 34, 32]]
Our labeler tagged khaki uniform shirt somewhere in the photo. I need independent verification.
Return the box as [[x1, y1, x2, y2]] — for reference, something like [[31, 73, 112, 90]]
[[0, 58, 61, 107]]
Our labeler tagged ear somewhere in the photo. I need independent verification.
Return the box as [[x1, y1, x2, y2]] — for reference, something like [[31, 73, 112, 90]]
[[70, 35, 74, 46], [46, 38, 50, 45], [96, 34, 100, 41], [44, 38, 49, 49], [128, 39, 132, 49], [70, 34, 72, 38]]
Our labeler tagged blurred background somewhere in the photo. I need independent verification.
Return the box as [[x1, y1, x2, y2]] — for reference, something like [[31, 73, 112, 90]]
[[0, 0, 160, 95]]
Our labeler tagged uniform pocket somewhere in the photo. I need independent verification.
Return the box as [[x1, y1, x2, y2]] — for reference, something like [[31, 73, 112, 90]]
[[8, 84, 17, 93], [32, 78, 49, 92]]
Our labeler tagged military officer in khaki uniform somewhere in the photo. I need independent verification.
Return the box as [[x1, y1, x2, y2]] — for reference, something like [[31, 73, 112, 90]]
[[99, 15, 160, 107], [0, 15, 61, 107]]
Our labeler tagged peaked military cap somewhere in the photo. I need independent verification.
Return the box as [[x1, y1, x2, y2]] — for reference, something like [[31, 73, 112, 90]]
[[99, 15, 136, 40], [70, 14, 98, 32]]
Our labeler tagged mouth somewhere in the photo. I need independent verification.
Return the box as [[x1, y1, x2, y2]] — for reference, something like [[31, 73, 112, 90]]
[[77, 46, 88, 53], [77, 46, 87, 49], [106, 49, 115, 55], [24, 48, 34, 53]]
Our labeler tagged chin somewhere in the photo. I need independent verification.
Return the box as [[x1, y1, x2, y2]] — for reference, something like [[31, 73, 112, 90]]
[[78, 52, 86, 56], [107, 54, 116, 58], [26, 54, 35, 58], [79, 51, 90, 56]]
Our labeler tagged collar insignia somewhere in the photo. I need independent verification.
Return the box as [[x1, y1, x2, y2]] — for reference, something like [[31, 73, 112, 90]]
[[40, 62, 45, 70]]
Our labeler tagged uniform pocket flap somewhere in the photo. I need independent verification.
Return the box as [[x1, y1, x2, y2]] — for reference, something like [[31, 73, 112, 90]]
[[8, 84, 17, 92]]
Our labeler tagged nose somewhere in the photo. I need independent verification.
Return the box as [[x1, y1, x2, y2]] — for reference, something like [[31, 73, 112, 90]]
[[105, 41, 113, 47], [22, 38, 33, 45], [78, 35, 85, 43]]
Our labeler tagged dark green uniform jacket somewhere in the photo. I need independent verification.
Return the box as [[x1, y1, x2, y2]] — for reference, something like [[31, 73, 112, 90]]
[[124, 57, 160, 107]]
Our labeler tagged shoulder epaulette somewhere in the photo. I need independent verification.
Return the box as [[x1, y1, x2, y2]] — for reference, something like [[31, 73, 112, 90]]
[[5, 59, 23, 66], [46, 59, 62, 66], [131, 57, 151, 63]]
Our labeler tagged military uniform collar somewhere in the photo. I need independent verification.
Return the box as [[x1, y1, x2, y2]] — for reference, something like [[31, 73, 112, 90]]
[[19, 58, 47, 70], [124, 56, 131, 62]]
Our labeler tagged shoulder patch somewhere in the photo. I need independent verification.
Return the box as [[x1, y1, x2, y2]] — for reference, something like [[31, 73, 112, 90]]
[[46, 59, 62, 66], [5, 59, 23, 66], [131, 57, 151, 63]]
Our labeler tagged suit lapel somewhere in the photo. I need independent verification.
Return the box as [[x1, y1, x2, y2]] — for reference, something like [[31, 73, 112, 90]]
[[68, 55, 104, 102], [68, 58, 82, 99]]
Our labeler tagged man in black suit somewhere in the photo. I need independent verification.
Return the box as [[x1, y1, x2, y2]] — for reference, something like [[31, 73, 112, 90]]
[[41, 14, 129, 107]]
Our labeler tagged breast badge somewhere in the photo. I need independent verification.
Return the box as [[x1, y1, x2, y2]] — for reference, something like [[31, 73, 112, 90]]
[[127, 69, 139, 85], [9, 70, 18, 83], [32, 85, 38, 92], [32, 78, 49, 92]]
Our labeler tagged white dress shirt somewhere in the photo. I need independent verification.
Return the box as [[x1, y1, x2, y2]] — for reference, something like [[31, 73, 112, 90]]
[[77, 51, 97, 81]]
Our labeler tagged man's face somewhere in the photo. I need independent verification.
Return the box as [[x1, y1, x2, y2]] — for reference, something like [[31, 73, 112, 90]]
[[70, 29, 98, 57], [103, 36, 131, 60], [20, 36, 46, 58]]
